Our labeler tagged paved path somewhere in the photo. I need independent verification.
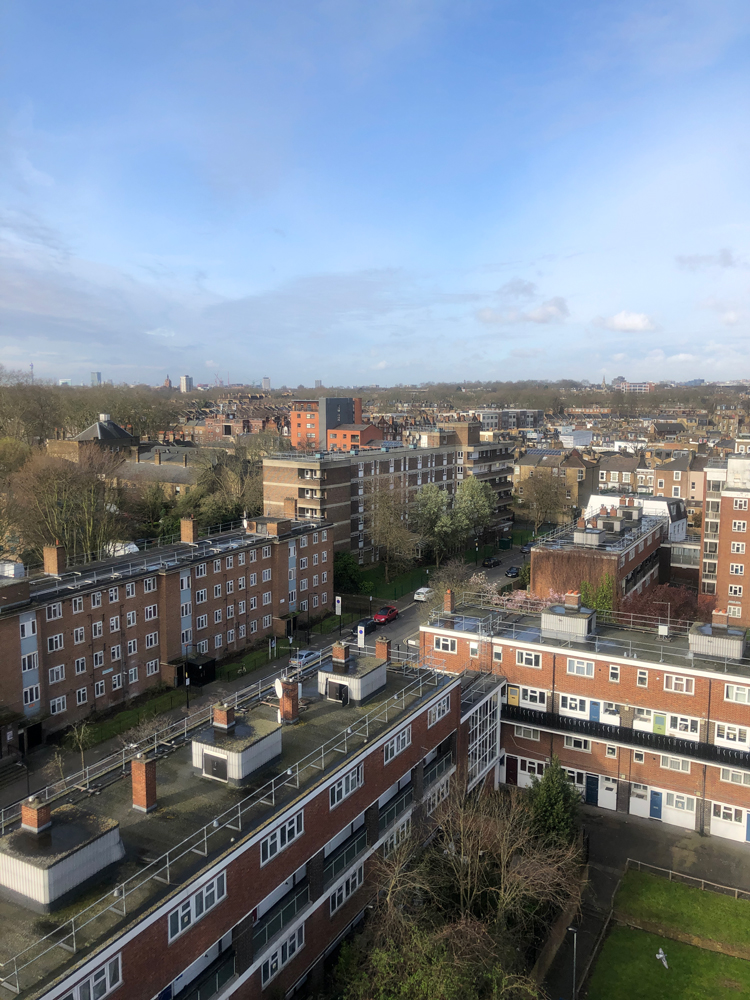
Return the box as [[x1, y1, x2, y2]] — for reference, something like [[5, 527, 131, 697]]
[[544, 806, 750, 999]]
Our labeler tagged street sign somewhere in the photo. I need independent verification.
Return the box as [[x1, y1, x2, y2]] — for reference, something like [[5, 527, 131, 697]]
[[357, 625, 365, 648], [335, 596, 342, 616]]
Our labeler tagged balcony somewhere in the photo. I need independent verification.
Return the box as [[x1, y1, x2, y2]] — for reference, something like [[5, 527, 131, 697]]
[[378, 785, 413, 834], [323, 827, 368, 889], [423, 752, 453, 789], [501, 703, 750, 770], [253, 881, 309, 957]]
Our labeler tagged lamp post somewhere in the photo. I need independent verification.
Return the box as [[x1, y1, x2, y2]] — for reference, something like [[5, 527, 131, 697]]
[[185, 676, 190, 710], [567, 926, 578, 1000], [654, 600, 671, 633]]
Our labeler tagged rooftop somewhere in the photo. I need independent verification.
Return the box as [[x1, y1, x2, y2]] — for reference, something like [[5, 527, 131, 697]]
[[532, 512, 668, 553], [0, 655, 471, 997]]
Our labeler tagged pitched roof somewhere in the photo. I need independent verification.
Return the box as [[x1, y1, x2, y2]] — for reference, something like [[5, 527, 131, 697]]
[[74, 419, 134, 442]]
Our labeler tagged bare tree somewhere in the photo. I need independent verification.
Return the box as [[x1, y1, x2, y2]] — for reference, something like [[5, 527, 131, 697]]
[[118, 712, 172, 749], [362, 480, 418, 583], [65, 721, 95, 776], [515, 473, 567, 532]]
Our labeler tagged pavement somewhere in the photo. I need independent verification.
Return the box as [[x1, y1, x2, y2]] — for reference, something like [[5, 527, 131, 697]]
[[544, 806, 750, 1000]]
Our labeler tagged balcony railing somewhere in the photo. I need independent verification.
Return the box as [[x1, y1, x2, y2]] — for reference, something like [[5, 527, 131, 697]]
[[323, 828, 368, 888], [379, 785, 414, 834], [253, 881, 309, 955], [423, 753, 453, 790], [501, 703, 750, 770]]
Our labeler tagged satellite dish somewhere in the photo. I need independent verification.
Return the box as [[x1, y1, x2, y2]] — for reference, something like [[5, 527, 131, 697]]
[[274, 678, 284, 699]]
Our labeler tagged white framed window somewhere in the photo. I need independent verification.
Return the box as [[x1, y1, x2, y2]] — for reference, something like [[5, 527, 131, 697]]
[[146, 632, 158, 648], [520, 687, 546, 706], [214, 634, 223, 648], [50, 695, 66, 715], [226, 628, 235, 643], [426, 775, 450, 814], [729, 585, 743, 597], [261, 811, 304, 865], [111, 644, 121, 661], [609, 664, 620, 682], [127, 639, 137, 655], [668, 715, 699, 737], [732, 542, 746, 554], [299, 578, 308, 592], [560, 695, 586, 714], [196, 614, 208, 630], [734, 498, 749, 510], [108, 587, 119, 603], [384, 726, 411, 764], [46, 602, 63, 621], [606, 745, 617, 758], [112, 672, 122, 690], [94, 680, 105, 697], [428, 694, 451, 727], [21, 652, 38, 672], [716, 723, 748, 745], [493, 648, 503, 662], [91, 592, 102, 609], [19, 619, 36, 639], [144, 604, 158, 621], [77, 687, 87, 705], [383, 816, 411, 857], [196, 589, 207, 603], [92, 620, 103, 639], [226, 579, 234, 595], [261, 926, 305, 987], [666, 792, 694, 811], [249, 549, 257, 563], [713, 802, 744, 823], [725, 684, 749, 704], [72, 597, 84, 614], [168, 872, 226, 942], [330, 763, 364, 808], [661, 755, 690, 773], [214, 584, 222, 599], [330, 865, 363, 914], [126, 611, 136, 627], [238, 600, 246, 615], [567, 658, 594, 677], [732, 520, 747, 532], [23, 684, 40, 706], [514, 725, 540, 740], [144, 577, 157, 593], [262, 614, 272, 628], [49, 664, 64, 684], [250, 620, 258, 634], [237, 576, 246, 591], [238, 552, 245, 566], [147, 658, 159, 676], [214, 609, 222, 624], [75, 656, 86, 674], [664, 674, 694, 695], [213, 558, 222, 573], [322, 571, 328, 583], [47, 633, 64, 652], [434, 636, 457, 653], [109, 615, 120, 632], [720, 767, 750, 786], [262, 545, 271, 558], [128, 666, 138, 683], [180, 602, 192, 617], [563, 735, 590, 752], [126, 582, 135, 598], [239, 624, 246, 638], [93, 651, 104, 668], [64, 956, 121, 1000], [637, 670, 648, 687], [262, 591, 272, 605], [517, 649, 541, 668], [730, 564, 745, 576], [633, 750, 646, 764], [226, 604, 234, 618]]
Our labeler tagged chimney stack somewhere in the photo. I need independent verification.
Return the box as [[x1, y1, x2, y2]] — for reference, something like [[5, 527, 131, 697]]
[[712, 609, 729, 631], [279, 680, 299, 723], [375, 636, 391, 662], [283, 496, 297, 519], [213, 702, 235, 732], [332, 641, 349, 671], [443, 589, 455, 614], [154, 451, 161, 466], [131, 756, 157, 813], [21, 797, 51, 834], [564, 591, 582, 612], [576, 517, 586, 529], [43, 543, 66, 576], [181, 517, 199, 545], [183, 453, 188, 467]]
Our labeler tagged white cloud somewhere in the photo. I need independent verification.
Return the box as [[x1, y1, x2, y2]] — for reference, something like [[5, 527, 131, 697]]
[[476, 296, 569, 326], [499, 278, 537, 299], [595, 310, 655, 332], [146, 327, 176, 338]]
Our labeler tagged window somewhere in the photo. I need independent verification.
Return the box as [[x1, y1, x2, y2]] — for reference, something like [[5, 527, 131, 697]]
[[213, 558, 222, 573], [147, 658, 159, 676], [226, 579, 234, 595], [214, 584, 222, 599], [637, 670, 648, 687], [95, 680, 105, 697], [144, 577, 156, 593], [249, 596, 257, 610], [126, 582, 135, 598], [77, 687, 87, 705], [62, 956, 121, 1000], [47, 633, 64, 652], [75, 657, 86, 674], [108, 587, 119, 603], [521, 687, 546, 706], [49, 664, 65, 684], [713, 802, 744, 824], [383, 816, 411, 857], [21, 652, 38, 672], [730, 564, 745, 576], [567, 658, 594, 677], [181, 628, 192, 644], [180, 602, 192, 617], [92, 622, 103, 638], [517, 649, 541, 668], [93, 651, 104, 668], [732, 520, 747, 532], [732, 542, 746, 554], [126, 611, 136, 627], [262, 545, 271, 558], [729, 605, 743, 618], [261, 811, 304, 865], [426, 775, 450, 814], [128, 639, 137, 655], [238, 552, 245, 565], [261, 927, 305, 987], [606, 745, 617, 758], [560, 695, 586, 713], [322, 550, 328, 562], [239, 624, 246, 638], [493, 648, 503, 663], [514, 725, 540, 740], [720, 767, 750, 786], [168, 872, 227, 942], [196, 589, 207, 603], [299, 557, 308, 571], [664, 674, 694, 695], [112, 673, 122, 690], [238, 600, 246, 615], [50, 696, 66, 715], [384, 726, 411, 764], [128, 667, 138, 683], [633, 750, 645, 763], [729, 585, 743, 597], [238, 576, 246, 590], [110, 644, 121, 661], [609, 665, 620, 683], [428, 694, 451, 727], [716, 724, 748, 745], [433, 635, 458, 654], [661, 755, 690, 773], [666, 792, 694, 811], [226, 604, 234, 618], [563, 735, 590, 751], [109, 616, 120, 632], [144, 604, 158, 620], [19, 619, 36, 638], [734, 498, 749, 510], [249, 549, 257, 563], [299, 578, 308, 591], [330, 764, 364, 808], [91, 592, 102, 608], [725, 684, 749, 703], [146, 632, 158, 648], [262, 614, 272, 628], [669, 715, 699, 736], [196, 614, 208, 630], [322, 571, 328, 583], [214, 609, 222, 624], [330, 865, 363, 914], [72, 597, 83, 614], [195, 563, 207, 578], [46, 602, 62, 621], [262, 591, 272, 605], [23, 684, 40, 705]]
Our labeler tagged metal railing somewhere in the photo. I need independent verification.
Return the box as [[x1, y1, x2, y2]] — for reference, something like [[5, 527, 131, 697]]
[[253, 882, 309, 955], [323, 828, 368, 888], [624, 858, 750, 900], [423, 753, 453, 790]]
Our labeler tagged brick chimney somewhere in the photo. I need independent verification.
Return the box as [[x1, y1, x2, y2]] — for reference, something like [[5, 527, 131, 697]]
[[213, 702, 235, 732], [609, 506, 617, 517], [332, 641, 349, 671], [43, 543, 66, 576], [21, 797, 51, 834], [443, 589, 455, 614], [280, 680, 299, 723], [576, 517, 586, 529], [599, 505, 608, 516], [712, 609, 729, 631], [181, 517, 199, 544], [564, 591, 582, 612], [375, 636, 391, 662], [283, 496, 297, 519], [154, 450, 161, 465], [183, 453, 188, 467], [131, 756, 157, 813]]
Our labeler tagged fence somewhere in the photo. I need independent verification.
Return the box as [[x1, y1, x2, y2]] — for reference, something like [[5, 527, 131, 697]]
[[624, 858, 750, 900]]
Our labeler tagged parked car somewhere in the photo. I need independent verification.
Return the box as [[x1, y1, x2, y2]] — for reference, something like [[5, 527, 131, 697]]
[[482, 556, 501, 568], [372, 604, 399, 624], [505, 566, 520, 578], [413, 587, 434, 602], [520, 542, 535, 555], [355, 617, 378, 635], [289, 649, 320, 668]]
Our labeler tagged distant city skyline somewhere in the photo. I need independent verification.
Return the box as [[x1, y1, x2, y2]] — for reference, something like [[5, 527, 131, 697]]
[[2, 3, 749, 385]]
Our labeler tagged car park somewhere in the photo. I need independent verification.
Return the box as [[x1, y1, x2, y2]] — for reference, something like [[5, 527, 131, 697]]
[[482, 556, 501, 568], [372, 604, 399, 624], [505, 566, 520, 578], [413, 587, 434, 602]]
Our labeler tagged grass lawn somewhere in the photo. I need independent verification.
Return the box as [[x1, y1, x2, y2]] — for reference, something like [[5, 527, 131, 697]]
[[616, 870, 750, 951], [587, 926, 750, 1000]]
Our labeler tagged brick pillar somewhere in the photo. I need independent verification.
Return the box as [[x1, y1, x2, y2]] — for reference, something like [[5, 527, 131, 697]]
[[283, 497, 297, 519], [132, 757, 157, 813], [280, 681, 299, 723], [365, 802, 380, 846], [181, 517, 199, 544], [213, 703, 235, 731], [375, 636, 391, 662], [21, 797, 51, 834], [43, 544, 66, 576], [307, 848, 325, 902], [443, 589, 455, 613]]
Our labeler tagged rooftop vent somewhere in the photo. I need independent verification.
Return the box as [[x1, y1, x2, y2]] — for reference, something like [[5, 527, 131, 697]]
[[688, 614, 746, 661]]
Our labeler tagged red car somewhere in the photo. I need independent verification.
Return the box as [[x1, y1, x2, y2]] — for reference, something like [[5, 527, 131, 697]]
[[372, 604, 399, 624]]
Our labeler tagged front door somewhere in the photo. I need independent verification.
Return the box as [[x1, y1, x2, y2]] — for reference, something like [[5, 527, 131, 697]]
[[650, 790, 662, 819], [589, 701, 600, 722], [508, 686, 519, 707], [585, 773, 599, 806], [653, 714, 667, 735], [506, 756, 518, 786], [203, 753, 228, 781]]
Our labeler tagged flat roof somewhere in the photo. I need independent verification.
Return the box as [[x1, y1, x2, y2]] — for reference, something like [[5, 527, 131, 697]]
[[0, 659, 475, 997]]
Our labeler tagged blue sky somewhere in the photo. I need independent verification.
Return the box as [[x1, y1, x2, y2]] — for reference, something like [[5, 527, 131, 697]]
[[1, 1, 749, 386]]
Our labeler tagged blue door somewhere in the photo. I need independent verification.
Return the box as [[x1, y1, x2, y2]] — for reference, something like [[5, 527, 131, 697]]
[[589, 701, 600, 722], [585, 773, 598, 805], [650, 790, 662, 819]]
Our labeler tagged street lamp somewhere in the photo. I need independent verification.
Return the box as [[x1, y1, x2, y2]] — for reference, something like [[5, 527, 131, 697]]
[[654, 600, 671, 634], [567, 926, 578, 1000]]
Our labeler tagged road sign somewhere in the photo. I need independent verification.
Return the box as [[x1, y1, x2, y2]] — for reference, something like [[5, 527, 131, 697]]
[[357, 625, 365, 648], [335, 596, 342, 616]]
